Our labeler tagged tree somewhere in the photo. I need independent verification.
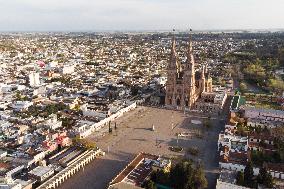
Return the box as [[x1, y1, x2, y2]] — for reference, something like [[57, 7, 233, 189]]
[[257, 167, 266, 184], [236, 123, 247, 137], [149, 160, 207, 189], [155, 169, 170, 186], [192, 164, 208, 189], [61, 117, 73, 129], [243, 61, 266, 81], [264, 172, 274, 188], [236, 171, 244, 186], [257, 167, 274, 188], [73, 104, 81, 111], [143, 180, 156, 189], [244, 161, 254, 187], [239, 82, 248, 93], [73, 137, 96, 149], [169, 162, 187, 189], [268, 78, 284, 93]]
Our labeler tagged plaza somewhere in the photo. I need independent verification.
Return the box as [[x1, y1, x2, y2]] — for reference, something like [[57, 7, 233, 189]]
[[59, 104, 229, 189]]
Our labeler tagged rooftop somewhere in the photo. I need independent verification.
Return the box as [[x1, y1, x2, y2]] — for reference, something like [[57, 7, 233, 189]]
[[29, 165, 54, 177], [110, 153, 159, 187]]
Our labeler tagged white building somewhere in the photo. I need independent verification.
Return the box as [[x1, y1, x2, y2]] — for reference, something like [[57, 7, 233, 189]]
[[44, 114, 62, 130], [73, 120, 95, 139], [243, 107, 284, 122], [0, 183, 22, 189], [11, 101, 33, 111], [29, 165, 55, 182], [28, 72, 40, 87], [62, 65, 75, 74], [218, 134, 248, 152], [216, 180, 249, 189], [216, 170, 250, 189], [76, 102, 137, 138], [243, 107, 284, 129]]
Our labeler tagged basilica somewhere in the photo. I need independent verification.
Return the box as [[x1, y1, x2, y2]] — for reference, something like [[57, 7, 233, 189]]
[[165, 34, 227, 113]]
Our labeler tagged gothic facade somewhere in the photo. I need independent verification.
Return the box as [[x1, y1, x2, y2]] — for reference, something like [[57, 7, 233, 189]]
[[165, 35, 213, 109]]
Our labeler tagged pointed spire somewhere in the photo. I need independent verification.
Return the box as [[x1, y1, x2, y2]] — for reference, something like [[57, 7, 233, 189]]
[[186, 30, 195, 73], [171, 34, 176, 57], [169, 30, 177, 69], [188, 33, 193, 54], [169, 29, 182, 74]]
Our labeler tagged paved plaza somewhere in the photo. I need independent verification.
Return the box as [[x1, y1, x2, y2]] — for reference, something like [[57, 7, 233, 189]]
[[59, 105, 228, 189]]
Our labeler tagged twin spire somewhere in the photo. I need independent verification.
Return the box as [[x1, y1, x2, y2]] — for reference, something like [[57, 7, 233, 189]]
[[169, 33, 181, 73], [169, 30, 194, 73]]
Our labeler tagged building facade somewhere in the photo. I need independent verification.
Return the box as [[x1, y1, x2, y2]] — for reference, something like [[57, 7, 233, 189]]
[[165, 34, 213, 109]]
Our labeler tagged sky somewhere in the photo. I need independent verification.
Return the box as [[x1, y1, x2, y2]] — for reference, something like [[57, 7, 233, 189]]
[[0, 0, 283, 31]]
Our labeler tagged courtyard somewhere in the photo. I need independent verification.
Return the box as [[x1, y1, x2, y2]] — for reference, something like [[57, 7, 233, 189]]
[[59, 105, 228, 189]]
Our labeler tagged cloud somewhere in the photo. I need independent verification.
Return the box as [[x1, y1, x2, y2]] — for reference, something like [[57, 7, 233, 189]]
[[0, 0, 283, 31]]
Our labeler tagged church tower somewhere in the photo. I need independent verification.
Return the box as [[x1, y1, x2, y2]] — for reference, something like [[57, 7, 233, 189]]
[[165, 34, 178, 106], [183, 35, 196, 108], [165, 32, 200, 109]]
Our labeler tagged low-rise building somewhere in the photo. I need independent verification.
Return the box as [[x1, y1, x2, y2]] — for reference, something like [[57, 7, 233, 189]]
[[29, 165, 55, 182]]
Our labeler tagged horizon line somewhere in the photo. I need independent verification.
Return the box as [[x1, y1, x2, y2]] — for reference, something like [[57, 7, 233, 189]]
[[0, 27, 284, 34]]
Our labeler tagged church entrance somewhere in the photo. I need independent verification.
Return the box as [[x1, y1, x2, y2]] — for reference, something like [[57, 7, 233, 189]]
[[176, 99, 181, 106], [185, 100, 189, 107]]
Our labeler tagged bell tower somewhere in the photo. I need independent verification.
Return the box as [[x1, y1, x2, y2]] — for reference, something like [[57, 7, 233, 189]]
[[165, 33, 178, 106], [183, 33, 196, 108]]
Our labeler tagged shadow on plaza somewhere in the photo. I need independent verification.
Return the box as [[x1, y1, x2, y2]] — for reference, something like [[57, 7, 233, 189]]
[[131, 138, 147, 142], [105, 150, 136, 161], [133, 127, 152, 131], [58, 157, 130, 189]]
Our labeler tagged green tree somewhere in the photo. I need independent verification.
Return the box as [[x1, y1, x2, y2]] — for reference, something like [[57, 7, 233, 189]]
[[155, 169, 170, 186], [169, 162, 187, 189], [243, 60, 266, 86], [61, 117, 73, 129], [143, 180, 156, 189], [192, 164, 208, 189], [22, 96, 29, 101], [264, 172, 274, 188], [257, 167, 274, 188], [72, 137, 96, 149], [268, 78, 284, 93], [15, 91, 22, 101], [257, 167, 266, 184], [236, 123, 247, 137], [239, 82, 248, 93], [244, 161, 254, 187], [150, 160, 207, 189], [236, 171, 244, 186]]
